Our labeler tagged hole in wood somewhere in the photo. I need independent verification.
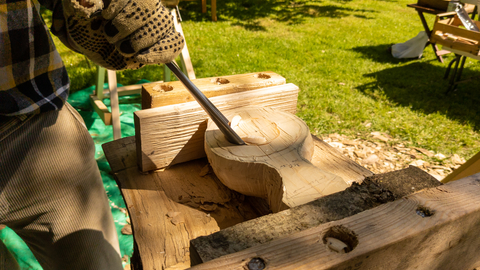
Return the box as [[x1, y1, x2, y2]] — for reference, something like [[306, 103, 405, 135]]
[[254, 73, 271, 79], [211, 77, 230, 85], [416, 206, 435, 218], [247, 257, 266, 270], [152, 84, 174, 92], [322, 225, 358, 253]]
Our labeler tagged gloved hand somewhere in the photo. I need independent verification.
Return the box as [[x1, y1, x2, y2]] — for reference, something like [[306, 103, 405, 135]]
[[58, 0, 184, 70]]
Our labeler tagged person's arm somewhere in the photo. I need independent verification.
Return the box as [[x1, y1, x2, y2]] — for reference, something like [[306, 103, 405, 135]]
[[46, 0, 184, 70], [0, 0, 69, 115]]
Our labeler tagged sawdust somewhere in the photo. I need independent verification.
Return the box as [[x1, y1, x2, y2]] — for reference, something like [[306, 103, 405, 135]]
[[321, 132, 466, 181]]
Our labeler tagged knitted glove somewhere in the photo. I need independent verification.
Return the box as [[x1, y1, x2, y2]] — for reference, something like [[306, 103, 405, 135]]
[[59, 0, 184, 70]]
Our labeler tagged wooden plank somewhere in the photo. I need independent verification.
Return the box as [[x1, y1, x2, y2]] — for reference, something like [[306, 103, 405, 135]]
[[443, 151, 480, 183], [90, 95, 112, 125], [442, 46, 480, 60], [102, 139, 266, 270], [172, 9, 196, 80], [190, 166, 438, 263], [135, 84, 299, 172], [189, 173, 480, 270], [141, 71, 286, 109]]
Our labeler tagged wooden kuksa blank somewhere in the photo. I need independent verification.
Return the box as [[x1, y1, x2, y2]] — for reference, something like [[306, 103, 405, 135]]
[[205, 107, 350, 212]]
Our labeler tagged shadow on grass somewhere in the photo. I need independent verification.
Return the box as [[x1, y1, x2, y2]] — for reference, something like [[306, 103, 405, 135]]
[[179, 0, 377, 28], [351, 44, 424, 64], [356, 61, 480, 131]]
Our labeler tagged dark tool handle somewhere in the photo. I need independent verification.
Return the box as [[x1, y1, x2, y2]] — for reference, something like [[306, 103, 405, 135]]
[[166, 62, 245, 145]]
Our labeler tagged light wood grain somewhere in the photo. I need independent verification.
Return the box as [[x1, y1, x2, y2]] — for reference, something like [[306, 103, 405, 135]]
[[135, 84, 299, 172], [141, 71, 286, 109], [116, 166, 219, 270], [103, 138, 264, 269], [205, 107, 350, 212], [189, 173, 480, 270]]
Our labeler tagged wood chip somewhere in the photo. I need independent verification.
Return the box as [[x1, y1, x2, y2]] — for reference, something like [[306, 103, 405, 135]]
[[414, 147, 435, 157], [121, 224, 132, 235], [166, 211, 185, 225], [370, 132, 391, 142], [199, 204, 218, 212], [171, 214, 185, 226], [199, 164, 212, 177], [342, 140, 359, 146], [328, 142, 344, 148], [451, 154, 466, 165], [363, 154, 379, 165], [166, 211, 181, 218], [410, 160, 426, 167]]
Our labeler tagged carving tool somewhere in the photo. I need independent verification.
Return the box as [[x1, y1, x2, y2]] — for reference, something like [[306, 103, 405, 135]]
[[165, 62, 246, 145]]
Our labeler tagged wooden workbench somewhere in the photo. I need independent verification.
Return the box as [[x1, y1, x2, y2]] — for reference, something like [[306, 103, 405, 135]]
[[103, 135, 373, 269], [103, 136, 480, 270]]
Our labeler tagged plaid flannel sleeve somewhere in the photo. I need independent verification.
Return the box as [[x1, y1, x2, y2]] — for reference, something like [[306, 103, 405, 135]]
[[0, 0, 69, 116]]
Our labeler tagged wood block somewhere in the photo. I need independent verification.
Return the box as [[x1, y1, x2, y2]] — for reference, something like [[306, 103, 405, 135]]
[[141, 71, 286, 109], [134, 84, 299, 172], [190, 166, 440, 263], [190, 173, 480, 270]]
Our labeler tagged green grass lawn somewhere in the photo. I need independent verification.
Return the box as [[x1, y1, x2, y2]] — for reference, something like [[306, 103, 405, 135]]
[[51, 0, 480, 161]]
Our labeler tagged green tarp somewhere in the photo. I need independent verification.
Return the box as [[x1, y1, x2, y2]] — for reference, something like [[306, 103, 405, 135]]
[[1, 82, 147, 269]]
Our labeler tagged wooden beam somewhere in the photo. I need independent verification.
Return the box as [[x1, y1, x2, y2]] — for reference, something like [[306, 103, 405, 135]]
[[190, 166, 439, 263], [134, 84, 299, 172], [141, 71, 286, 109], [190, 173, 480, 270]]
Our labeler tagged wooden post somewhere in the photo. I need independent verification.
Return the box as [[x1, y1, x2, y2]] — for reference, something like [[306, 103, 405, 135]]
[[108, 70, 122, 140]]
